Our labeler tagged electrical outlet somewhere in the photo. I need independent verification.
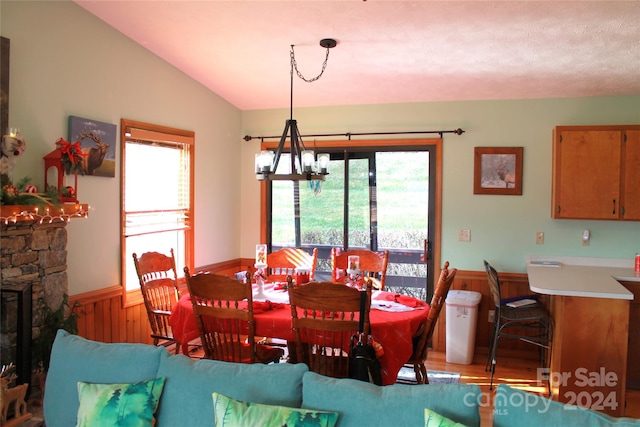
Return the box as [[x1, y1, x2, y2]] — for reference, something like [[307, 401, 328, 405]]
[[488, 310, 495, 323], [536, 231, 544, 245], [458, 229, 471, 242]]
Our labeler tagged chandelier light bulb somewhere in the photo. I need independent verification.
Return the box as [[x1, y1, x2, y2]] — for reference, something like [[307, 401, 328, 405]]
[[302, 150, 315, 173], [256, 150, 274, 173], [317, 153, 330, 174]]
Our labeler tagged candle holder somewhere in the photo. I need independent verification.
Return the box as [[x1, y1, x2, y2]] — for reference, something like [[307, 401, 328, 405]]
[[253, 244, 269, 299], [44, 139, 84, 203], [253, 265, 268, 300], [345, 269, 363, 289]]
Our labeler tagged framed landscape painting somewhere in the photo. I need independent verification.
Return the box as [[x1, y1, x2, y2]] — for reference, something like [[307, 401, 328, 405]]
[[473, 147, 523, 195], [68, 115, 117, 177]]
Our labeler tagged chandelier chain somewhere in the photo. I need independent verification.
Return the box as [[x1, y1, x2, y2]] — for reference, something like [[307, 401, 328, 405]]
[[290, 45, 331, 83]]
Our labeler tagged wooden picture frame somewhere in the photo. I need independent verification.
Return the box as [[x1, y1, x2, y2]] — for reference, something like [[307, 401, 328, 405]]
[[68, 115, 117, 177], [473, 147, 523, 195]]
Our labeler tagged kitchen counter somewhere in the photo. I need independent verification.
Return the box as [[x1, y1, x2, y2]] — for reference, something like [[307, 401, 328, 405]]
[[527, 260, 637, 300], [525, 256, 635, 417]]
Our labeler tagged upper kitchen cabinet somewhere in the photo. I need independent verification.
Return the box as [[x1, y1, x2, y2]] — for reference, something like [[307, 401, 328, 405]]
[[552, 125, 640, 220]]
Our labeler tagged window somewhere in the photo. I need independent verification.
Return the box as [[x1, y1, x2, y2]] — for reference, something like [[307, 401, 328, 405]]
[[121, 119, 194, 306], [264, 138, 441, 300]]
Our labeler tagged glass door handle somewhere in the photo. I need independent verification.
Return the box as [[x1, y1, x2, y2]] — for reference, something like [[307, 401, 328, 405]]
[[422, 239, 431, 262]]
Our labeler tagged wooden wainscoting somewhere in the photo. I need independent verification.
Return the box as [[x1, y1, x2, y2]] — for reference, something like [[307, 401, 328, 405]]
[[430, 269, 548, 360], [69, 260, 543, 360], [69, 259, 248, 344], [69, 285, 150, 344]]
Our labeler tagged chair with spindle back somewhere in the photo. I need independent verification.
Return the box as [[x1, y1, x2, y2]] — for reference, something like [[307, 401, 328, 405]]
[[183, 267, 284, 364], [405, 261, 457, 384], [132, 249, 185, 354], [331, 248, 389, 290], [287, 278, 372, 378], [266, 248, 318, 283]]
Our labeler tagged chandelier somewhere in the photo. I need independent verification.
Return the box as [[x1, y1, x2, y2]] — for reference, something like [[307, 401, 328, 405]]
[[255, 39, 336, 181]]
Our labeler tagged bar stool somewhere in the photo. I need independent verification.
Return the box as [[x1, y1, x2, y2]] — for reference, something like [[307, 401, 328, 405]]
[[484, 260, 553, 393]]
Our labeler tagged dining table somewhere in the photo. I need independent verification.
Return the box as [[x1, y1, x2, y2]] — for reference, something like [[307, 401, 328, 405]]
[[169, 282, 430, 386]]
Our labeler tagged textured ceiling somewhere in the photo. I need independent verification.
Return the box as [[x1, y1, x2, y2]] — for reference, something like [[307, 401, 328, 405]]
[[75, 0, 640, 111]]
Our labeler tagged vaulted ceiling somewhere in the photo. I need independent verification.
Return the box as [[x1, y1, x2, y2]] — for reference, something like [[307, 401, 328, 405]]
[[75, 1, 640, 111]]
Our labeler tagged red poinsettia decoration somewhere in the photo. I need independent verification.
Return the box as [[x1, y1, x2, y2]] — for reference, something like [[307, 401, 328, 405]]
[[55, 137, 87, 175]]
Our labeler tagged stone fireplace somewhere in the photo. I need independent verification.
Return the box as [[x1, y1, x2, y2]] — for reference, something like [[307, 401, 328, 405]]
[[1, 218, 70, 386]]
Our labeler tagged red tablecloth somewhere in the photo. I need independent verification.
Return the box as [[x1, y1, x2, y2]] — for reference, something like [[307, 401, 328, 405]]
[[169, 289, 429, 385]]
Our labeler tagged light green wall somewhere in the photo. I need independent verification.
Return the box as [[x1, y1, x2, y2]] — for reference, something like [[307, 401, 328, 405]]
[[2, 1, 242, 294], [241, 98, 640, 273], [3, 1, 638, 298]]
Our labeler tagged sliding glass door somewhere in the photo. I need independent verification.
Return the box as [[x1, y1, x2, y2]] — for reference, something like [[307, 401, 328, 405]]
[[268, 143, 437, 300]]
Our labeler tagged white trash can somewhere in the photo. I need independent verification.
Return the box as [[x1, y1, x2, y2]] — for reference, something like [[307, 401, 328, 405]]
[[445, 290, 482, 364]]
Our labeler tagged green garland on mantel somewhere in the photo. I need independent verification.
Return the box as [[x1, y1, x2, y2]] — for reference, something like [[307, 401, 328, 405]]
[[0, 176, 61, 207]]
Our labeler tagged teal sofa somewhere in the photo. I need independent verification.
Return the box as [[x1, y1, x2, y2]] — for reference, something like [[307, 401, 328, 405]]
[[44, 330, 639, 426], [44, 330, 481, 426], [493, 384, 640, 427]]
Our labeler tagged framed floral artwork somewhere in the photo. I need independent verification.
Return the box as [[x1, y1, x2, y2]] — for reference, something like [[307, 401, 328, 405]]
[[473, 147, 523, 195]]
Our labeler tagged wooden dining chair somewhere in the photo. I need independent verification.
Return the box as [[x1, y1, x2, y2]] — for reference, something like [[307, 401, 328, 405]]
[[133, 249, 188, 354], [183, 267, 284, 364], [266, 248, 318, 282], [405, 261, 457, 384], [287, 278, 372, 378], [331, 248, 389, 290]]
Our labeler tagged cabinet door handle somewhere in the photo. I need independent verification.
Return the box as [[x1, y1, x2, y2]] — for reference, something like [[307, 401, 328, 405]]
[[612, 199, 616, 215]]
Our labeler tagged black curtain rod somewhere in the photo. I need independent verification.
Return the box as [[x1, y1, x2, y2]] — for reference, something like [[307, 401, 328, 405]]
[[243, 128, 465, 142]]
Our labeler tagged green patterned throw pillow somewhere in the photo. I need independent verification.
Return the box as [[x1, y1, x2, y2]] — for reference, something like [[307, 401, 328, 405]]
[[424, 408, 469, 427], [76, 377, 166, 427], [212, 392, 339, 427]]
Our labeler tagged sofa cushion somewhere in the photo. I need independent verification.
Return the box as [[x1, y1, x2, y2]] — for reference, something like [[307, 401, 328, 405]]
[[424, 408, 468, 427], [155, 355, 308, 426], [44, 330, 168, 427], [212, 391, 339, 427], [76, 377, 166, 427], [493, 385, 640, 427], [301, 371, 481, 427]]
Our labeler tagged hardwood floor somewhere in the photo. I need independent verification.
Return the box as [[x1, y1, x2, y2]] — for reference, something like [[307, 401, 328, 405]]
[[424, 350, 640, 426]]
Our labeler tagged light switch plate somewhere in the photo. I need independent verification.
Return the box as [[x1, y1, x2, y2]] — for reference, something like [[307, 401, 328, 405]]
[[536, 231, 544, 245], [458, 229, 471, 242]]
